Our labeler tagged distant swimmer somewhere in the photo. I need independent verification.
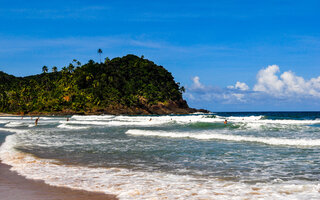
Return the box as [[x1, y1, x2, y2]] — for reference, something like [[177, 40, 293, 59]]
[[149, 118, 152, 121], [224, 120, 228, 124], [35, 117, 39, 126], [67, 118, 69, 121]]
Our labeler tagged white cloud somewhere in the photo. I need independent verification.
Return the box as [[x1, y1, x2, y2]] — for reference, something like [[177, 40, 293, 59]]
[[227, 81, 249, 91], [186, 76, 248, 103], [192, 76, 204, 90], [253, 65, 320, 97], [253, 65, 284, 94], [185, 65, 320, 106]]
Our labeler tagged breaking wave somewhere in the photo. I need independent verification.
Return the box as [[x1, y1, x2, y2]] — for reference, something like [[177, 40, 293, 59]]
[[0, 133, 320, 200], [126, 129, 320, 147]]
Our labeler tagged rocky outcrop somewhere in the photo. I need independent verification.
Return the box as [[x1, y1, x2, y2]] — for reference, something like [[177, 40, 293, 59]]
[[88, 99, 209, 115]]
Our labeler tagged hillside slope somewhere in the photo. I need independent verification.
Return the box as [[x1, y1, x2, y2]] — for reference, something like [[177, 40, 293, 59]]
[[0, 55, 205, 115]]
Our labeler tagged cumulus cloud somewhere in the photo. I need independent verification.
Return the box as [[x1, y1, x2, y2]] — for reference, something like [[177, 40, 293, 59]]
[[227, 81, 249, 91], [191, 76, 204, 90], [186, 76, 248, 103], [253, 65, 320, 97], [185, 65, 320, 106], [253, 65, 284, 94]]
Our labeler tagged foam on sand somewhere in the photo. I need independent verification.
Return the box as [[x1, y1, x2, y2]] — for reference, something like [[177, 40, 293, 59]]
[[0, 133, 320, 200], [1, 113, 320, 199]]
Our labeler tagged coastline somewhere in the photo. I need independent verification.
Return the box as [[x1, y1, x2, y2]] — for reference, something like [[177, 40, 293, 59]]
[[0, 162, 118, 200], [1, 113, 320, 199], [0, 113, 17, 116], [0, 107, 210, 117], [0, 129, 118, 200]]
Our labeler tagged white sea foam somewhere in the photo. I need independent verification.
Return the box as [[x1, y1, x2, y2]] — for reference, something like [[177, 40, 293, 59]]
[[126, 129, 320, 147], [0, 120, 9, 124], [2, 115, 320, 199], [66, 115, 224, 127], [59, 118, 170, 126], [57, 124, 89, 130], [71, 115, 115, 121], [220, 115, 320, 125], [2, 114, 320, 131], [4, 122, 25, 127], [1, 133, 320, 200], [0, 127, 27, 134], [226, 115, 264, 121], [108, 114, 320, 127]]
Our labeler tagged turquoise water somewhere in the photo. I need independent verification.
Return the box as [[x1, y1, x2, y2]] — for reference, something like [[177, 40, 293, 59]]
[[1, 112, 320, 199]]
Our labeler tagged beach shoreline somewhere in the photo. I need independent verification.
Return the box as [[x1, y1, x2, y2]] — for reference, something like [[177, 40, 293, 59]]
[[0, 113, 17, 116], [0, 162, 118, 200], [0, 108, 210, 117]]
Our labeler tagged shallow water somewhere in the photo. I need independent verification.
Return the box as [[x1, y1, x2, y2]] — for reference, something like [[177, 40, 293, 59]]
[[1, 112, 320, 199]]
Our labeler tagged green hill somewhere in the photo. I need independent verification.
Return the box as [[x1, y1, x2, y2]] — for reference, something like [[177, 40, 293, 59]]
[[0, 54, 202, 115]]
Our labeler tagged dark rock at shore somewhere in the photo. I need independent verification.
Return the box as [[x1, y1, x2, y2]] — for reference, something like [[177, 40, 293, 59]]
[[10, 99, 209, 116], [99, 99, 209, 115]]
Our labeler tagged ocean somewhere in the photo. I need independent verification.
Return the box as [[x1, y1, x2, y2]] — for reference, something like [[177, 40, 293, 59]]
[[0, 112, 320, 199]]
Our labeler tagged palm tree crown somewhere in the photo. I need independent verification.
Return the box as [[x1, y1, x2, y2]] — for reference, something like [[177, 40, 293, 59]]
[[97, 48, 103, 63], [52, 66, 58, 73], [42, 66, 48, 73]]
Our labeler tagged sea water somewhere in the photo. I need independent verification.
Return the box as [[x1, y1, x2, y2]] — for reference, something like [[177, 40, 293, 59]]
[[0, 112, 320, 199]]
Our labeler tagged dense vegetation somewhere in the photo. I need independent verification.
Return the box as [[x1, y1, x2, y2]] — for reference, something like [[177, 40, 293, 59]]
[[0, 55, 187, 114]]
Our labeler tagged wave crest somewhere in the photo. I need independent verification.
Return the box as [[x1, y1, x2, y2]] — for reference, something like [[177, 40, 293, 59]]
[[126, 129, 320, 147]]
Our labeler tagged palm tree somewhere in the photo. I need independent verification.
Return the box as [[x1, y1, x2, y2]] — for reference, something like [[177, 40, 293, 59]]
[[72, 59, 81, 67], [42, 66, 48, 73], [104, 57, 110, 64], [61, 66, 68, 74], [52, 66, 58, 73], [68, 63, 75, 73], [97, 48, 103, 63]]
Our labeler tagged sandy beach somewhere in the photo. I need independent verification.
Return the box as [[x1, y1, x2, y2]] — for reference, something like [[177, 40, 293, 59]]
[[0, 113, 17, 116], [0, 162, 118, 200], [0, 114, 118, 200]]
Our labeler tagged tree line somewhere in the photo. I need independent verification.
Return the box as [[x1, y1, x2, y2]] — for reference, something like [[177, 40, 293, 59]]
[[0, 54, 185, 114]]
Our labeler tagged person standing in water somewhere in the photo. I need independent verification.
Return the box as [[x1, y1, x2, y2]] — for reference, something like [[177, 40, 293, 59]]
[[35, 117, 39, 126], [224, 120, 228, 124]]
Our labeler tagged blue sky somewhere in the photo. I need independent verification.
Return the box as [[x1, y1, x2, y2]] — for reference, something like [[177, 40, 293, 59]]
[[0, 0, 320, 111]]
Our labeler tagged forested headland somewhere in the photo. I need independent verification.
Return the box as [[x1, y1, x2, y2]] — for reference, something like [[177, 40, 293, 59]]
[[0, 54, 204, 115]]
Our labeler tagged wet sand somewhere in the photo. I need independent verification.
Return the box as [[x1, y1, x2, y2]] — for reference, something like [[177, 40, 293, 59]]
[[0, 162, 118, 200], [0, 113, 17, 116]]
